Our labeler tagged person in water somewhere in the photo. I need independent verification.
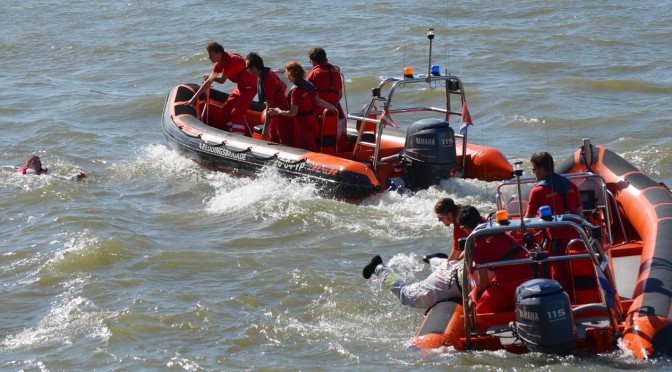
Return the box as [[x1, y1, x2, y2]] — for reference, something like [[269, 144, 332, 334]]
[[268, 61, 335, 152], [306, 47, 345, 139], [245, 52, 294, 146], [525, 151, 582, 295], [18, 154, 48, 175], [360, 202, 486, 310], [186, 42, 257, 135], [16, 154, 86, 180]]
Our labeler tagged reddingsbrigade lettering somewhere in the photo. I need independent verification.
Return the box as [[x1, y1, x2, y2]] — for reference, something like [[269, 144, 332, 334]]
[[199, 143, 341, 175], [199, 143, 247, 161]]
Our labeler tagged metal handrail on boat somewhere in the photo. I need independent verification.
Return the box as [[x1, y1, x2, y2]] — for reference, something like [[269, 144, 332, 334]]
[[346, 74, 469, 169], [496, 172, 618, 247], [460, 216, 622, 350]]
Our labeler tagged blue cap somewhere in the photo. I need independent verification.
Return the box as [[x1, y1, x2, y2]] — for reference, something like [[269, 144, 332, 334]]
[[431, 65, 441, 76]]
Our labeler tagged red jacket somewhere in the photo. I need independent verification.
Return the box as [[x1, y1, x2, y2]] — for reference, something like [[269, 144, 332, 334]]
[[213, 52, 257, 90], [307, 62, 342, 104], [259, 68, 288, 110]]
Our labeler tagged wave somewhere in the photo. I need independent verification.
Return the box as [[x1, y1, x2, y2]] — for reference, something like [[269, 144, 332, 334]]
[[1, 295, 113, 352], [550, 77, 672, 94]]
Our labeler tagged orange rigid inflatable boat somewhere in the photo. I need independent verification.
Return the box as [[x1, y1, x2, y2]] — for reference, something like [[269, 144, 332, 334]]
[[557, 141, 672, 359], [410, 139, 672, 359], [162, 33, 512, 201]]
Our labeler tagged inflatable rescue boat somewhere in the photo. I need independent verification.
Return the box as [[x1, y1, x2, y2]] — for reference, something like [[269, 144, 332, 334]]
[[410, 139, 672, 359], [162, 33, 512, 201]]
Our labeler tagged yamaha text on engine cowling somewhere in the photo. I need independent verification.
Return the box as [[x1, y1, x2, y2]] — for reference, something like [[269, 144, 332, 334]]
[[513, 278, 576, 354], [401, 118, 457, 190]]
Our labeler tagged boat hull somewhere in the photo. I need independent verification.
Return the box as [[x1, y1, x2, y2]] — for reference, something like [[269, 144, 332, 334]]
[[557, 145, 672, 359], [162, 83, 513, 200], [409, 144, 672, 358], [162, 84, 382, 200]]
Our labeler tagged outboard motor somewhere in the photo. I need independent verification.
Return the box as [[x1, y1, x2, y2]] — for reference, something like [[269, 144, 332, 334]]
[[402, 118, 456, 190], [513, 278, 576, 354]]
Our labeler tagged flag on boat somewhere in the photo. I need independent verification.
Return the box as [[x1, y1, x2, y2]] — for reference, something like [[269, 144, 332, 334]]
[[460, 100, 473, 135]]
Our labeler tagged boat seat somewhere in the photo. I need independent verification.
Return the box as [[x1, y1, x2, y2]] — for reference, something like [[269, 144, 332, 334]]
[[568, 244, 601, 305], [318, 110, 339, 154]]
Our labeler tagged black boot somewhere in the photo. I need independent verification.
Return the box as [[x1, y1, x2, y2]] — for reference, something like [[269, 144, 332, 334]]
[[362, 255, 383, 279]]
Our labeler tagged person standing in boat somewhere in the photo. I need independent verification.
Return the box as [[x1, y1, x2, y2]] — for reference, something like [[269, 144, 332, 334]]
[[244, 52, 294, 146], [268, 61, 335, 152], [360, 201, 482, 310], [457, 205, 532, 313], [186, 42, 257, 135], [307, 47, 345, 139], [524, 151, 582, 295]]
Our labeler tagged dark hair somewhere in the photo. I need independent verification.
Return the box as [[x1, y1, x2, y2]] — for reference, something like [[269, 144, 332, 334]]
[[206, 41, 224, 54], [456, 205, 482, 229], [530, 152, 554, 173], [246, 52, 265, 70], [434, 198, 459, 215], [26, 154, 41, 166], [285, 61, 305, 81], [308, 47, 327, 63]]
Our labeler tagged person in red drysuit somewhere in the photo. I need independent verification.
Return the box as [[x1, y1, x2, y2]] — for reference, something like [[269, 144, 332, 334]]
[[307, 47, 345, 139], [18, 154, 47, 175], [458, 206, 533, 313], [245, 52, 294, 146], [525, 152, 582, 218], [268, 61, 335, 152], [187, 42, 257, 135], [16, 154, 86, 179], [525, 151, 582, 295], [434, 197, 490, 261]]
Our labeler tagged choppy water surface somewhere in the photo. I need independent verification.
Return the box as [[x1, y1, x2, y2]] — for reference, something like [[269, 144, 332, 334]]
[[2, 1, 672, 370]]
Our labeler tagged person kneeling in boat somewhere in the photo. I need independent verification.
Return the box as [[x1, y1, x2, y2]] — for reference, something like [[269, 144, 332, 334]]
[[457, 206, 533, 313], [268, 61, 336, 152], [359, 203, 483, 310], [15, 154, 86, 180], [525, 151, 582, 296], [186, 42, 257, 135], [245, 52, 294, 146]]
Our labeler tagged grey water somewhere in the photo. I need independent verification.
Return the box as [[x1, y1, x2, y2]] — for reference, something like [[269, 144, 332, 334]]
[[2, 1, 671, 370]]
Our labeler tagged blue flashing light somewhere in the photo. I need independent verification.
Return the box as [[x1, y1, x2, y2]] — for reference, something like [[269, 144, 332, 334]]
[[431, 65, 441, 76], [539, 205, 552, 221]]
